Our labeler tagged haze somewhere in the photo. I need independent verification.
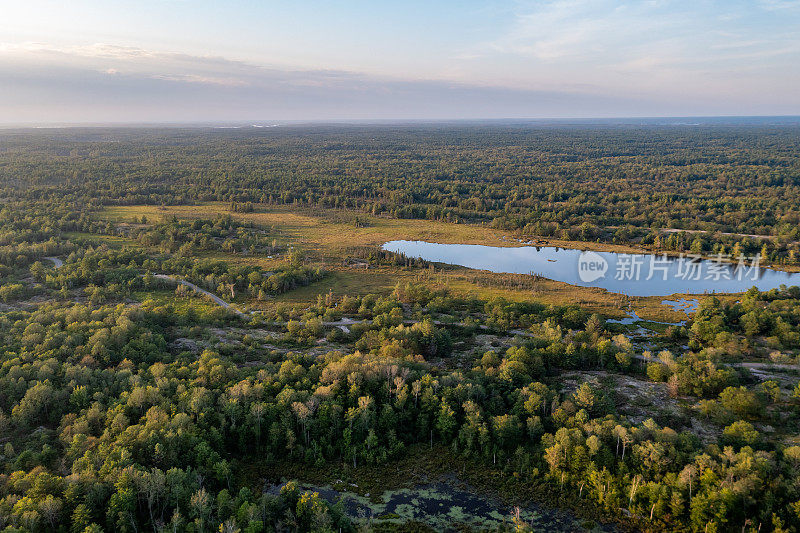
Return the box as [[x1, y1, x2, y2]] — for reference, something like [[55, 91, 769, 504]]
[[2, 0, 799, 122]]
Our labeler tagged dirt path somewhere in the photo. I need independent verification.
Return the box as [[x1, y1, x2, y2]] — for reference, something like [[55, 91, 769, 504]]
[[154, 274, 246, 316], [662, 228, 775, 240], [737, 361, 799, 372], [132, 273, 800, 375], [629, 354, 799, 374], [661, 228, 800, 245]]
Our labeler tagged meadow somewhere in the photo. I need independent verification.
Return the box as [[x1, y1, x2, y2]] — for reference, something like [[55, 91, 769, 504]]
[[101, 203, 692, 322]]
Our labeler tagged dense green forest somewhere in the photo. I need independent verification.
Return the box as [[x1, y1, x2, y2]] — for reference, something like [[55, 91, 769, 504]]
[[1, 124, 799, 263], [0, 125, 799, 532]]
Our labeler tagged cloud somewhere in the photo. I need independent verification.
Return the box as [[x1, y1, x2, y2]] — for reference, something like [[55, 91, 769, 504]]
[[487, 0, 799, 76], [759, 0, 800, 10], [490, 0, 678, 62], [150, 74, 250, 87], [0, 40, 797, 122]]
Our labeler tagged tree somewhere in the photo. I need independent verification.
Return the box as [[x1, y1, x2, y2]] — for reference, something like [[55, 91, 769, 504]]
[[722, 420, 760, 448], [38, 495, 63, 530], [719, 387, 762, 420], [12, 381, 61, 427], [573, 383, 596, 413], [71, 504, 93, 533], [436, 400, 457, 442]]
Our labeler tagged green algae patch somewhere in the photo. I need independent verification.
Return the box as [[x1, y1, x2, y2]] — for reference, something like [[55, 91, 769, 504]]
[[265, 481, 596, 531]]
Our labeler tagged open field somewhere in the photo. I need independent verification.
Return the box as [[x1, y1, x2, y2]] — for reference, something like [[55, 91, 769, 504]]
[[101, 203, 704, 322], [102, 203, 647, 254]]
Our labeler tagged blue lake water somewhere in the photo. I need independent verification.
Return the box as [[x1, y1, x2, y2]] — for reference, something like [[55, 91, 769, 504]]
[[382, 240, 800, 297]]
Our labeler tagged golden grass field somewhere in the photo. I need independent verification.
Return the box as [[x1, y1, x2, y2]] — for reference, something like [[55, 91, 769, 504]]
[[103, 203, 648, 253], [101, 203, 705, 322]]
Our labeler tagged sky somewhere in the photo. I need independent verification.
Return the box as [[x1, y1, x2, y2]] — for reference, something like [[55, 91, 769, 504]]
[[1, 0, 799, 122]]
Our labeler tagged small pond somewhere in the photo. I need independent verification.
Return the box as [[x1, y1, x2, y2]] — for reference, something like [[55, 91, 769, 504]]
[[382, 240, 800, 297], [265, 481, 607, 531]]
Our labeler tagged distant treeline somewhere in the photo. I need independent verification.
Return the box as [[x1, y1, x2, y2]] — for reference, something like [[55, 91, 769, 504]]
[[1, 125, 799, 261]]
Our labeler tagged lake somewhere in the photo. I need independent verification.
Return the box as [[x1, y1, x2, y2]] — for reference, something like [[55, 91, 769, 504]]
[[382, 240, 800, 297]]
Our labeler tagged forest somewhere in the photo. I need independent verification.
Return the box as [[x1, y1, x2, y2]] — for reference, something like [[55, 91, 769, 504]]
[[0, 125, 799, 532], [1, 124, 799, 264]]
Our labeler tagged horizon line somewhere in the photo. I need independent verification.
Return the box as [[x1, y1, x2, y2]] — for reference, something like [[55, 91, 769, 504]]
[[2, 114, 800, 130]]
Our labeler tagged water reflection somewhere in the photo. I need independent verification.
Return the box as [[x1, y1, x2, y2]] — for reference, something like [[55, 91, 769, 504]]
[[382, 240, 800, 296]]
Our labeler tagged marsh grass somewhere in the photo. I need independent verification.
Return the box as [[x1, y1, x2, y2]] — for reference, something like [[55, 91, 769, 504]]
[[102, 204, 701, 322]]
